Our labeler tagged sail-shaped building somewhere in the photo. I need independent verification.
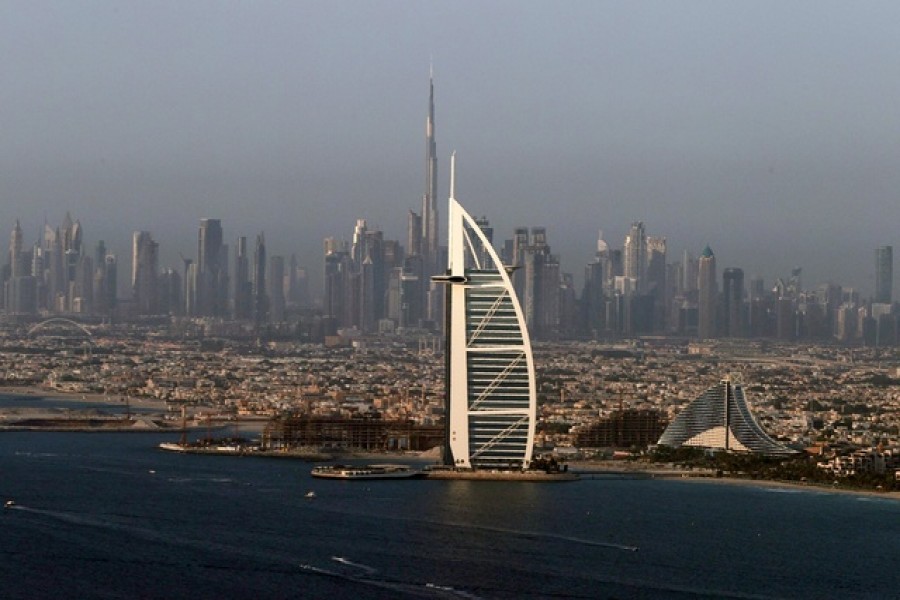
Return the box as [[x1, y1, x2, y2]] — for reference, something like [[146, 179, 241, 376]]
[[435, 154, 536, 470]]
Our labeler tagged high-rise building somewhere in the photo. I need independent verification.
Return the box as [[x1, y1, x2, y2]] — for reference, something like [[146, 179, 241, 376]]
[[103, 254, 117, 313], [323, 239, 350, 330], [422, 70, 439, 276], [132, 231, 158, 315], [581, 230, 612, 337], [623, 221, 646, 291], [4, 220, 26, 312], [44, 225, 64, 312], [697, 245, 717, 339], [253, 233, 267, 326], [582, 259, 605, 337], [158, 268, 181, 315], [523, 227, 560, 340], [439, 154, 535, 470], [509, 227, 529, 301], [646, 236, 667, 332], [197, 218, 226, 317], [681, 250, 698, 294], [875, 246, 893, 304], [292, 263, 309, 309], [9, 220, 23, 279], [267, 255, 285, 323], [233, 236, 252, 320], [722, 267, 744, 337], [92, 242, 115, 316]]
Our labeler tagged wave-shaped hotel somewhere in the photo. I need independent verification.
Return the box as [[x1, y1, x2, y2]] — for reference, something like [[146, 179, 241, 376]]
[[658, 379, 798, 457]]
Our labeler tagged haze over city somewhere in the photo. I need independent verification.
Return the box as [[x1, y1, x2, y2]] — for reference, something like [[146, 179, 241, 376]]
[[2, 1, 899, 297]]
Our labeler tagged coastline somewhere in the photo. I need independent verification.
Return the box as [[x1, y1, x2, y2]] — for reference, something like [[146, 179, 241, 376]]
[[570, 459, 900, 502], [675, 472, 900, 501], [0, 385, 168, 411], [3, 387, 897, 500]]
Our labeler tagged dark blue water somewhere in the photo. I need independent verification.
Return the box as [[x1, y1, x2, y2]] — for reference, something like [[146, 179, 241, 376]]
[[1, 431, 898, 600]]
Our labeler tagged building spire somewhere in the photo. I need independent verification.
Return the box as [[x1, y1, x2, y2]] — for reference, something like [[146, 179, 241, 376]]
[[450, 151, 456, 200], [422, 68, 438, 271]]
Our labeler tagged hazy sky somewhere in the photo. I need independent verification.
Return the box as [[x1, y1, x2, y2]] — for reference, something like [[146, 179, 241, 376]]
[[2, 1, 899, 298]]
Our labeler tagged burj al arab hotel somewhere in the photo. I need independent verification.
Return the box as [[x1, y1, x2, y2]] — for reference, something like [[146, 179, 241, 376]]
[[434, 153, 537, 471]]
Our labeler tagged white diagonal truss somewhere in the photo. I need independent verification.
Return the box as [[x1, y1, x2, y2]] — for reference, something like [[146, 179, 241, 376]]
[[467, 289, 508, 345]]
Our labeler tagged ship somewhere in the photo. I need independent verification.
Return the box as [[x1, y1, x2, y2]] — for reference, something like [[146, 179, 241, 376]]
[[310, 464, 423, 480]]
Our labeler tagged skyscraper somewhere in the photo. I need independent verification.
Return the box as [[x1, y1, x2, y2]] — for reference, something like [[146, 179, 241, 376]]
[[698, 245, 717, 339], [233, 236, 252, 320], [523, 227, 560, 340], [267, 255, 285, 323], [623, 221, 646, 291], [197, 218, 225, 317], [646, 236, 667, 331], [253, 233, 267, 326], [875, 245, 893, 304], [722, 267, 745, 337], [9, 220, 23, 279], [132, 231, 158, 315], [44, 225, 64, 311], [422, 70, 438, 275], [438, 153, 535, 470]]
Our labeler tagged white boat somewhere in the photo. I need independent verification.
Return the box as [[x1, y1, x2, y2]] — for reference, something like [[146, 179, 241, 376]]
[[310, 464, 422, 480], [158, 442, 187, 452], [4, 500, 15, 509], [304, 490, 316, 499]]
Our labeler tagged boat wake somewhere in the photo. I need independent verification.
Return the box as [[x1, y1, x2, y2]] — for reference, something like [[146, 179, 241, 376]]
[[299, 560, 485, 599], [427, 519, 639, 552], [528, 531, 638, 552], [7, 503, 303, 571], [424, 582, 483, 599], [13, 451, 59, 458], [11, 500, 481, 597], [331, 556, 378, 574], [305, 503, 639, 553]]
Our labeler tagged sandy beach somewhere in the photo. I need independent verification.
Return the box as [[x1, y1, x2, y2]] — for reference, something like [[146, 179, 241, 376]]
[[676, 471, 900, 501], [571, 459, 900, 502]]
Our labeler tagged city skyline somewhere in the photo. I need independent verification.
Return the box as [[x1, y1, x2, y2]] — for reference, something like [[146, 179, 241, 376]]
[[3, 3, 900, 295], [4, 200, 897, 347]]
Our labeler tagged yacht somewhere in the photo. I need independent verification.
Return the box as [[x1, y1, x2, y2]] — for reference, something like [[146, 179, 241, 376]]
[[311, 464, 422, 480]]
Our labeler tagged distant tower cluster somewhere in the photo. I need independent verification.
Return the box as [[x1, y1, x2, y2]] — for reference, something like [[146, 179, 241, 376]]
[[323, 71, 447, 335], [578, 223, 668, 338], [1, 213, 113, 317], [0, 210, 310, 328]]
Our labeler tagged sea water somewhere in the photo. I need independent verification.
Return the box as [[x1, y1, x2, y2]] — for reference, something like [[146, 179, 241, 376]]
[[2, 431, 898, 599]]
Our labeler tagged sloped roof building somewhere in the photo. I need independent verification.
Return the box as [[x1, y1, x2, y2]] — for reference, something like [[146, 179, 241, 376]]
[[658, 380, 797, 456]]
